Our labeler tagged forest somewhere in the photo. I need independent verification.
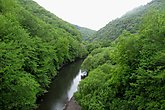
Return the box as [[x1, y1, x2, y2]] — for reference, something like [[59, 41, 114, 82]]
[[0, 0, 165, 110], [75, 0, 165, 110], [0, 0, 87, 109]]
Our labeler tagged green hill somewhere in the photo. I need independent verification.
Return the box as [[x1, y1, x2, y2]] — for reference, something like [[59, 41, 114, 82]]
[[93, 0, 165, 41], [75, 0, 165, 109], [74, 25, 96, 41], [0, 0, 87, 109]]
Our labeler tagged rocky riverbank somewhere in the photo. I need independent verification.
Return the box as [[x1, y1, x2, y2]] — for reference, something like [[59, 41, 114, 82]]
[[64, 97, 81, 110]]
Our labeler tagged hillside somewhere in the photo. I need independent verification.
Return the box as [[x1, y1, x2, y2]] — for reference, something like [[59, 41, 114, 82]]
[[0, 0, 87, 109], [93, 0, 165, 41], [74, 25, 96, 41], [75, 0, 165, 109]]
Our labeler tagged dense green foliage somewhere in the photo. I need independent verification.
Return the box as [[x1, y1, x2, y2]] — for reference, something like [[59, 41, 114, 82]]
[[74, 25, 97, 53], [93, 0, 165, 41], [75, 25, 96, 41], [0, 0, 87, 109], [75, 1, 165, 109]]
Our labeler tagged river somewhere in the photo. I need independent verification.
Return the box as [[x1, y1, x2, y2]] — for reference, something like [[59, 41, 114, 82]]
[[37, 59, 83, 110]]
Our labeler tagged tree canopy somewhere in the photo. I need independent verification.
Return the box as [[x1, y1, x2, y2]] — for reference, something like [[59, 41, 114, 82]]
[[75, 0, 165, 109], [0, 0, 87, 109], [92, 0, 165, 42]]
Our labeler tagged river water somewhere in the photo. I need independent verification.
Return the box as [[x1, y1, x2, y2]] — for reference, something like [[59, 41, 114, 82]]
[[37, 59, 83, 110]]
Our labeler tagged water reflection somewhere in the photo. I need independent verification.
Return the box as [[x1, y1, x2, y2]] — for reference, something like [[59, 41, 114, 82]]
[[67, 70, 81, 100], [37, 59, 83, 110]]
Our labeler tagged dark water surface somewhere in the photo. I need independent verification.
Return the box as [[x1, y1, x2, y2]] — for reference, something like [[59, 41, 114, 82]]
[[37, 59, 83, 110]]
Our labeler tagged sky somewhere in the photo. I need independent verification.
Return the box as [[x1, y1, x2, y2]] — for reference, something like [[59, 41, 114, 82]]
[[33, 0, 152, 30]]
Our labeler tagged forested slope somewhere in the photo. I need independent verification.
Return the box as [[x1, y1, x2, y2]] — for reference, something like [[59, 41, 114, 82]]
[[93, 0, 165, 41], [75, 0, 165, 109], [74, 25, 96, 41], [0, 0, 87, 109]]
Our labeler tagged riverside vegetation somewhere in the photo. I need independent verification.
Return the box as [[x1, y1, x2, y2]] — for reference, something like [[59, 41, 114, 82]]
[[0, 0, 88, 109], [0, 0, 165, 110], [75, 0, 165, 110]]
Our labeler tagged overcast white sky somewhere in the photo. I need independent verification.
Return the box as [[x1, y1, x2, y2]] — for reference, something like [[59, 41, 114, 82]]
[[33, 0, 152, 30]]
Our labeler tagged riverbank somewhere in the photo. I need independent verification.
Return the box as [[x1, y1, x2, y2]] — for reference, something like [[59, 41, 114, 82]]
[[36, 59, 83, 110], [64, 97, 81, 110]]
